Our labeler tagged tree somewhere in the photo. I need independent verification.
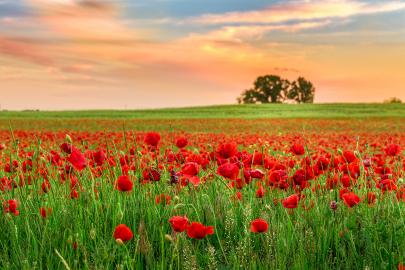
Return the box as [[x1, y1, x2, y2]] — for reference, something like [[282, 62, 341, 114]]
[[237, 75, 290, 104], [287, 77, 315, 104], [384, 97, 402, 104]]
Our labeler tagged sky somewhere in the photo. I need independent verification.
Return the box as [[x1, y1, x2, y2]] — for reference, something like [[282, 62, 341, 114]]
[[0, 0, 404, 110]]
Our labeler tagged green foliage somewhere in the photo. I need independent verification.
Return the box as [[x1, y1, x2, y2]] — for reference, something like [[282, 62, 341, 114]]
[[238, 74, 315, 104], [384, 97, 402, 104], [288, 77, 315, 104]]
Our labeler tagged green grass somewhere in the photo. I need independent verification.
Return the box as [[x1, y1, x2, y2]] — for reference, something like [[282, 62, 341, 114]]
[[1, 103, 404, 119]]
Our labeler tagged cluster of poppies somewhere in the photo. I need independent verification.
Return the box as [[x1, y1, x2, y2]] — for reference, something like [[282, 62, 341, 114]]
[[0, 130, 404, 248]]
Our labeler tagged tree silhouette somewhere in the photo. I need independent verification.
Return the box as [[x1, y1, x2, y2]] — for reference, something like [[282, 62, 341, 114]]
[[237, 75, 290, 104], [287, 77, 315, 104], [238, 75, 315, 104]]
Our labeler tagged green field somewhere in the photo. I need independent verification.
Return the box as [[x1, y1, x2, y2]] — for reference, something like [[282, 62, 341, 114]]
[[1, 103, 404, 119]]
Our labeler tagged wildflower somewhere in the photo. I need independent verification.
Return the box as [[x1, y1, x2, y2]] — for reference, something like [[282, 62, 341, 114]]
[[115, 176, 133, 192], [250, 218, 268, 233], [113, 224, 133, 242], [144, 132, 160, 147], [282, 194, 300, 209], [217, 163, 239, 180], [169, 216, 189, 232], [175, 136, 188, 148], [186, 222, 214, 239], [342, 192, 360, 208]]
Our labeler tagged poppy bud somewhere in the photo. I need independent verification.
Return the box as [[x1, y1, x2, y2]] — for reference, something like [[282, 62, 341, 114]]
[[174, 196, 180, 203], [65, 134, 72, 143], [117, 210, 124, 221], [90, 229, 96, 240], [115, 238, 124, 245], [330, 201, 337, 211], [164, 234, 173, 242]]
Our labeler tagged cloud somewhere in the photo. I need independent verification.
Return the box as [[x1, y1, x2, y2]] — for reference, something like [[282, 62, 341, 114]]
[[189, 0, 405, 25], [0, 37, 53, 65], [184, 20, 333, 43]]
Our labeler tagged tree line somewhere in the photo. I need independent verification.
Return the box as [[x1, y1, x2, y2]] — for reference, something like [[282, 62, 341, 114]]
[[237, 75, 315, 104]]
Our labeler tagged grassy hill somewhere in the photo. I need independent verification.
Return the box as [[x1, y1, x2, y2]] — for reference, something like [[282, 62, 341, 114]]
[[0, 103, 404, 119]]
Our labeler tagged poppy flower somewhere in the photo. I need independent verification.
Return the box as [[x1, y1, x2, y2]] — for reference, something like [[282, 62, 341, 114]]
[[378, 179, 397, 192], [176, 136, 188, 148], [256, 185, 265, 198], [342, 150, 357, 163], [68, 149, 87, 171], [290, 144, 305, 155], [143, 168, 161, 182], [186, 222, 214, 239], [282, 194, 300, 209], [249, 169, 265, 179], [60, 142, 73, 154], [92, 150, 106, 166], [3, 199, 19, 216], [116, 175, 133, 192], [217, 163, 239, 180], [41, 181, 51, 193], [185, 175, 200, 187], [385, 144, 401, 156], [181, 162, 199, 176], [367, 192, 376, 205], [155, 194, 171, 205], [144, 132, 160, 147], [217, 142, 238, 159], [169, 216, 189, 232], [342, 192, 360, 208], [40, 207, 52, 218], [250, 218, 268, 233], [113, 224, 133, 242]]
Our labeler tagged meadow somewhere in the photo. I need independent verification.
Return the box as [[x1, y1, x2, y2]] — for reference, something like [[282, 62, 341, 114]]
[[0, 104, 404, 269]]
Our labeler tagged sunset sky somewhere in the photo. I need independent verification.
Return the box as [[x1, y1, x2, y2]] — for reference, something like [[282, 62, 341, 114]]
[[0, 0, 404, 110]]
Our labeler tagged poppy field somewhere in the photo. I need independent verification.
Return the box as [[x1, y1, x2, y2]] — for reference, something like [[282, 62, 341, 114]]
[[0, 110, 404, 269]]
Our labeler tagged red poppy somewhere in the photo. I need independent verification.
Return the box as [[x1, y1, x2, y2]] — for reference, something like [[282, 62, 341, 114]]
[[60, 142, 73, 154], [256, 185, 265, 198], [342, 192, 360, 208], [176, 136, 188, 148], [41, 180, 51, 193], [68, 149, 87, 171], [290, 144, 305, 155], [282, 194, 300, 209], [250, 218, 268, 233], [143, 168, 161, 182], [342, 151, 357, 163], [217, 142, 238, 159], [378, 179, 397, 192], [181, 162, 199, 176], [155, 194, 171, 205], [40, 207, 52, 218], [169, 216, 189, 232], [217, 163, 239, 180], [186, 222, 214, 239], [367, 192, 376, 205], [116, 176, 133, 192], [385, 144, 401, 156], [113, 224, 133, 242], [144, 132, 160, 147], [3, 199, 19, 216], [185, 175, 201, 187]]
